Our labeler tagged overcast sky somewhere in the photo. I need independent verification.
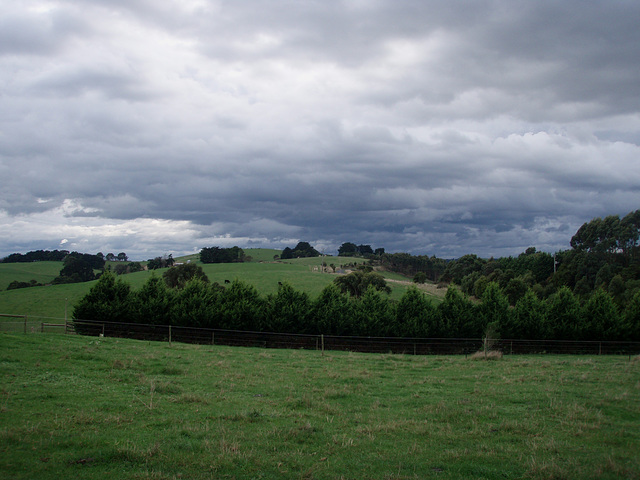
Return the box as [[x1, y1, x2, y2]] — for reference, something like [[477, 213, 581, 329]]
[[1, 1, 639, 260]]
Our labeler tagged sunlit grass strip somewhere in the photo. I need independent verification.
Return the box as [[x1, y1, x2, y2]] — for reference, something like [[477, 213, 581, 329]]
[[1, 333, 639, 479]]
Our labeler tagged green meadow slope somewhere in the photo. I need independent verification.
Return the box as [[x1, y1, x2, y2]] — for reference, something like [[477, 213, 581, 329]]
[[0, 250, 440, 321]]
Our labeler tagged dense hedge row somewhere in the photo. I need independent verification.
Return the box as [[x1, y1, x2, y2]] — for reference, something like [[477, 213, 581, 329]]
[[74, 270, 640, 341]]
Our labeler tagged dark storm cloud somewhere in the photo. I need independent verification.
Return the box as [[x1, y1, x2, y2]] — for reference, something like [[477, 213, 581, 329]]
[[1, 0, 639, 259]]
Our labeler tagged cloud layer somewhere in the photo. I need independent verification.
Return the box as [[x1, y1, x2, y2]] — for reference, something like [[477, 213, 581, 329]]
[[2, 0, 639, 259]]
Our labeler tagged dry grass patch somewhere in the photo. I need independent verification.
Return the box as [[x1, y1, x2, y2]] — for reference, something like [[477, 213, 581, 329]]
[[469, 350, 503, 360]]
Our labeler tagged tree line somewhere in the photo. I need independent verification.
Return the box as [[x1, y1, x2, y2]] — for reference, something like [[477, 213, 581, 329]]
[[440, 210, 640, 310], [200, 246, 246, 263], [73, 266, 640, 341]]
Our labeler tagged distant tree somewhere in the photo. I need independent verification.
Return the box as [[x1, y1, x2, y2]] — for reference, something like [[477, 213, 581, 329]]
[[374, 248, 385, 256], [504, 277, 529, 305], [357, 244, 374, 256], [338, 242, 359, 256], [106, 253, 116, 262], [333, 271, 391, 298], [413, 272, 428, 284], [7, 280, 42, 290], [112, 263, 129, 275], [200, 246, 245, 263], [116, 252, 128, 262], [113, 262, 143, 275], [460, 271, 482, 295], [56, 256, 95, 283], [443, 254, 486, 284], [292, 242, 320, 257], [280, 242, 319, 259], [147, 255, 174, 270], [473, 276, 489, 299], [163, 263, 209, 289], [1, 249, 69, 263]]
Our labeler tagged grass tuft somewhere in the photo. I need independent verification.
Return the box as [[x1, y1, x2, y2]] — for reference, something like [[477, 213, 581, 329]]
[[469, 350, 503, 360]]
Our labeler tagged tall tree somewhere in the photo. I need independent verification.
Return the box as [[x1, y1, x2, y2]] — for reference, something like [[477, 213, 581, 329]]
[[73, 270, 132, 324], [438, 287, 477, 338], [263, 282, 311, 333], [311, 284, 352, 335], [510, 290, 548, 339], [394, 286, 439, 337]]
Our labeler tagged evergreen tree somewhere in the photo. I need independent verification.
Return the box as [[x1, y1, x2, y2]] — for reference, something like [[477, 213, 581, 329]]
[[73, 270, 132, 324], [510, 290, 548, 339], [438, 287, 477, 337], [131, 276, 174, 325], [171, 278, 223, 328], [219, 280, 264, 331], [545, 286, 581, 339], [351, 286, 395, 336], [395, 286, 439, 337], [581, 288, 620, 340], [478, 282, 509, 336], [310, 284, 352, 335], [623, 291, 640, 340], [263, 282, 311, 333]]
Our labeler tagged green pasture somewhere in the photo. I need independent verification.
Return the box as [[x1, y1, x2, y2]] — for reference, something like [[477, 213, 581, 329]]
[[0, 254, 428, 321], [0, 261, 61, 291], [1, 333, 638, 479]]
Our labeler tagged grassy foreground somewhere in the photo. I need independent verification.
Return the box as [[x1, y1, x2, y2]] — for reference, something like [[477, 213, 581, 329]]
[[1, 334, 639, 480]]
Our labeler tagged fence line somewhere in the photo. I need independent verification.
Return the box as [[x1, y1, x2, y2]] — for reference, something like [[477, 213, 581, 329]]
[[70, 319, 640, 356], [3, 314, 640, 356]]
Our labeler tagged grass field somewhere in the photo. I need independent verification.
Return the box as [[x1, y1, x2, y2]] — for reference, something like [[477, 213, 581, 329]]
[[0, 261, 61, 291], [1, 333, 639, 479], [0, 253, 434, 321]]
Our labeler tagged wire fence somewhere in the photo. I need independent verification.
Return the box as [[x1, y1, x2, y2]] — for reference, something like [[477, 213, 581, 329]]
[[2, 314, 640, 356]]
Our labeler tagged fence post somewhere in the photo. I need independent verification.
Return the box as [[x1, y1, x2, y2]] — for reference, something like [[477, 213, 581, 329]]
[[599, 342, 602, 355], [169, 325, 172, 347], [212, 332, 215, 346], [102, 324, 105, 337], [321, 334, 324, 356]]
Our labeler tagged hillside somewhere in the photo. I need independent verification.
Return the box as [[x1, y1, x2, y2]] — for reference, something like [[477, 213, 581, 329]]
[[0, 252, 439, 321]]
